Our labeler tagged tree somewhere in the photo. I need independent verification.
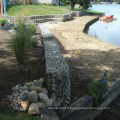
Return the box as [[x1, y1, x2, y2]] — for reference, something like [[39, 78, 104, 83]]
[[77, 0, 90, 9], [70, 0, 77, 10], [83, 0, 90, 9]]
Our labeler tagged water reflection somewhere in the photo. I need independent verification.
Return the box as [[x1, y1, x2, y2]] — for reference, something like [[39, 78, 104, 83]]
[[86, 5, 120, 47]]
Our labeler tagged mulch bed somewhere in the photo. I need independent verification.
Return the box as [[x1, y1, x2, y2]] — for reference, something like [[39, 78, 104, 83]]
[[0, 27, 45, 106]]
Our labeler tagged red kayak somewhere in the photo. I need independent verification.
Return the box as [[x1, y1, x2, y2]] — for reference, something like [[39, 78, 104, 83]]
[[99, 15, 113, 20]]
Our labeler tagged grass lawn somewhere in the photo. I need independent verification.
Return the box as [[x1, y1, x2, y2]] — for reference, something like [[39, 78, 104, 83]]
[[86, 9, 104, 15], [6, 5, 80, 16], [0, 106, 40, 120], [6, 5, 104, 16]]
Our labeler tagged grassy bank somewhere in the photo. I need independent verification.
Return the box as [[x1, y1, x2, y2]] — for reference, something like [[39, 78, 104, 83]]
[[6, 5, 103, 16], [6, 5, 80, 16], [86, 9, 104, 15]]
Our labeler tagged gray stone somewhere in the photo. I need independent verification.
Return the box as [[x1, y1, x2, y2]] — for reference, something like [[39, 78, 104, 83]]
[[45, 99, 53, 107], [28, 91, 38, 103], [36, 102, 45, 109], [41, 88, 48, 94], [51, 78, 56, 83], [40, 108, 59, 120], [56, 76, 62, 80], [30, 85, 41, 93], [52, 74, 57, 78], [51, 83, 57, 87], [34, 81, 42, 87], [28, 103, 40, 115], [50, 93, 56, 100], [39, 93, 49, 104]]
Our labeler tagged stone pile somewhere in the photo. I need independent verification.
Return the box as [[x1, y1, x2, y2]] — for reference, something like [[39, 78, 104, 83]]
[[7, 77, 59, 115]]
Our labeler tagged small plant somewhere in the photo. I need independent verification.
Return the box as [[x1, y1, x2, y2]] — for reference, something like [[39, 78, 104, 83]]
[[0, 18, 8, 26], [12, 17, 30, 64], [31, 39, 38, 48], [12, 33, 30, 63], [28, 24, 36, 35], [88, 80, 108, 106]]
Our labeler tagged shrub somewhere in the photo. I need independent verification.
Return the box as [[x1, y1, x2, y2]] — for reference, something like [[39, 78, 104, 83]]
[[62, 0, 66, 6], [12, 17, 30, 63], [31, 39, 38, 48], [0, 18, 8, 25], [88, 80, 108, 106], [12, 33, 30, 63], [28, 24, 36, 35]]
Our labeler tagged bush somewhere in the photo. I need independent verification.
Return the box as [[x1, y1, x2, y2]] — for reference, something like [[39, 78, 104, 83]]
[[0, 18, 8, 25], [62, 0, 66, 6], [88, 80, 108, 106], [31, 39, 38, 48], [12, 17, 30, 63], [28, 24, 36, 35], [12, 33, 30, 63]]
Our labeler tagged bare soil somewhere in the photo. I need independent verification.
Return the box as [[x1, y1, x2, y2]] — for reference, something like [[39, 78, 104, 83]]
[[45, 16, 120, 119], [0, 27, 45, 106]]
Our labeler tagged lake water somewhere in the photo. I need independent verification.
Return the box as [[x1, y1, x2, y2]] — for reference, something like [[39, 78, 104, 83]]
[[86, 4, 120, 47]]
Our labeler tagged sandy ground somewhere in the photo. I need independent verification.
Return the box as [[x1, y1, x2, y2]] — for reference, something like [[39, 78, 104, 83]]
[[45, 16, 120, 102]]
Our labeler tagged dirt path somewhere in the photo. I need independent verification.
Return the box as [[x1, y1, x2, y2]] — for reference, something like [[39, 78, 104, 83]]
[[45, 16, 120, 103]]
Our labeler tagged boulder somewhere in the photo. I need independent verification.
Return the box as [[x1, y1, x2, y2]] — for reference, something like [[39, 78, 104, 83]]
[[21, 100, 29, 110], [28, 91, 38, 103], [28, 103, 39, 115], [30, 86, 41, 93], [41, 88, 48, 94], [36, 102, 45, 109], [39, 93, 49, 104]]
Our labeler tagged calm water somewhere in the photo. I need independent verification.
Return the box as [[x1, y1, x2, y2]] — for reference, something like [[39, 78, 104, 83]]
[[86, 5, 120, 47]]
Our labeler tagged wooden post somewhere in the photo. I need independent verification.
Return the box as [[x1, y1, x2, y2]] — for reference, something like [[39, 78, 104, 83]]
[[27, 0, 30, 5]]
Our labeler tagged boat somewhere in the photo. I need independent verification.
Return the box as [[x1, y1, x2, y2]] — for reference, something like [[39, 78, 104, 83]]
[[99, 15, 114, 20]]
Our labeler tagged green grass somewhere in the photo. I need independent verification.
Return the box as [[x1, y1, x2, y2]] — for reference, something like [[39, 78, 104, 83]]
[[86, 9, 104, 15], [6, 5, 81, 16], [0, 106, 40, 120]]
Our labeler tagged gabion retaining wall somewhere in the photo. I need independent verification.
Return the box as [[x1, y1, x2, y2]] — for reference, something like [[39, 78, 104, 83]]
[[38, 23, 70, 106]]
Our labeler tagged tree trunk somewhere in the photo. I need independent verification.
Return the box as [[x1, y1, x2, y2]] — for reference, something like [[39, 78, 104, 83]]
[[71, 2, 75, 10]]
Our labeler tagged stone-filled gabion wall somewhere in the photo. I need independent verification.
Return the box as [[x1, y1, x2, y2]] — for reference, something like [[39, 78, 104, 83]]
[[38, 24, 70, 106]]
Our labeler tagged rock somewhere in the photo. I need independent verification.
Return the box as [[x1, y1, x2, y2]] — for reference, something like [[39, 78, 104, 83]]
[[75, 37, 78, 39], [36, 102, 45, 109], [39, 93, 49, 104], [39, 77, 45, 83], [50, 93, 56, 100], [21, 100, 29, 110], [51, 83, 57, 87], [45, 99, 53, 107], [28, 91, 38, 103], [30, 86, 41, 93], [28, 103, 40, 115], [34, 81, 42, 87], [41, 88, 48, 94]]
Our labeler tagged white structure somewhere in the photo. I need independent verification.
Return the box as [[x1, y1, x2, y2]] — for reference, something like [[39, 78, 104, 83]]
[[31, 0, 61, 5], [7, 0, 61, 5]]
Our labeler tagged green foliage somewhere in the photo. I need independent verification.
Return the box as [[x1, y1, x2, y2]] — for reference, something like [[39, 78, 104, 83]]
[[28, 24, 36, 35], [66, 0, 70, 4], [0, 18, 8, 25], [12, 18, 30, 63], [88, 80, 108, 106], [12, 31, 30, 63], [0, 106, 40, 120], [86, 9, 104, 15], [62, 0, 66, 6], [31, 39, 38, 48], [12, 17, 37, 63], [77, 0, 90, 9]]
